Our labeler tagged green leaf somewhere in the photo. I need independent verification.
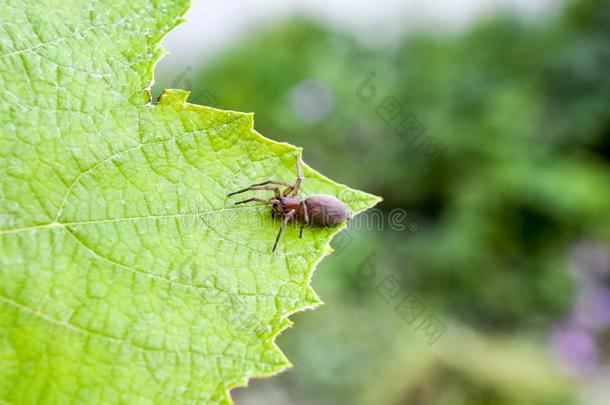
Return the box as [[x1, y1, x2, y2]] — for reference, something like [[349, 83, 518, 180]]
[[0, 0, 380, 403]]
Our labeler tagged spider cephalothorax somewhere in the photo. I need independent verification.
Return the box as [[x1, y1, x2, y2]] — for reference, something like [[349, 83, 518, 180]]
[[228, 157, 351, 252]]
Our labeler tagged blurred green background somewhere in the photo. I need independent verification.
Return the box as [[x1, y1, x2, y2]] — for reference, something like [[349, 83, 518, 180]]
[[155, 0, 610, 403]]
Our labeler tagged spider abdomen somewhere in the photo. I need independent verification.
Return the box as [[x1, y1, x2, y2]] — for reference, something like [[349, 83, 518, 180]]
[[305, 194, 351, 226]]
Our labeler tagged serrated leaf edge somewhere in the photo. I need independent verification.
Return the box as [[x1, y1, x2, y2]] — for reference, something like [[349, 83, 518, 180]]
[[145, 5, 382, 403]]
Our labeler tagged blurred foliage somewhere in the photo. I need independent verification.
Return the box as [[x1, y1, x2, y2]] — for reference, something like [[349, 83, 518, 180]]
[[361, 328, 578, 405], [161, 0, 610, 402]]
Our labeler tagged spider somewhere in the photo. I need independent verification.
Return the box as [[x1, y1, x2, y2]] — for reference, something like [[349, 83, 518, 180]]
[[228, 157, 351, 252]]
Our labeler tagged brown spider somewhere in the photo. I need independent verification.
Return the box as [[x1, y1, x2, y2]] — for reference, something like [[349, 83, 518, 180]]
[[228, 157, 351, 252]]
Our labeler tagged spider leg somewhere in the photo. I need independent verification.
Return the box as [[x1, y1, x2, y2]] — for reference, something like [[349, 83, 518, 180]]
[[229, 185, 281, 198], [234, 197, 278, 205], [251, 179, 293, 188], [273, 209, 296, 252], [283, 156, 304, 196], [299, 201, 309, 238]]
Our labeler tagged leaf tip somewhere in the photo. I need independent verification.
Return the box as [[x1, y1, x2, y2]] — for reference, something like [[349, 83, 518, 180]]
[[156, 88, 191, 106]]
